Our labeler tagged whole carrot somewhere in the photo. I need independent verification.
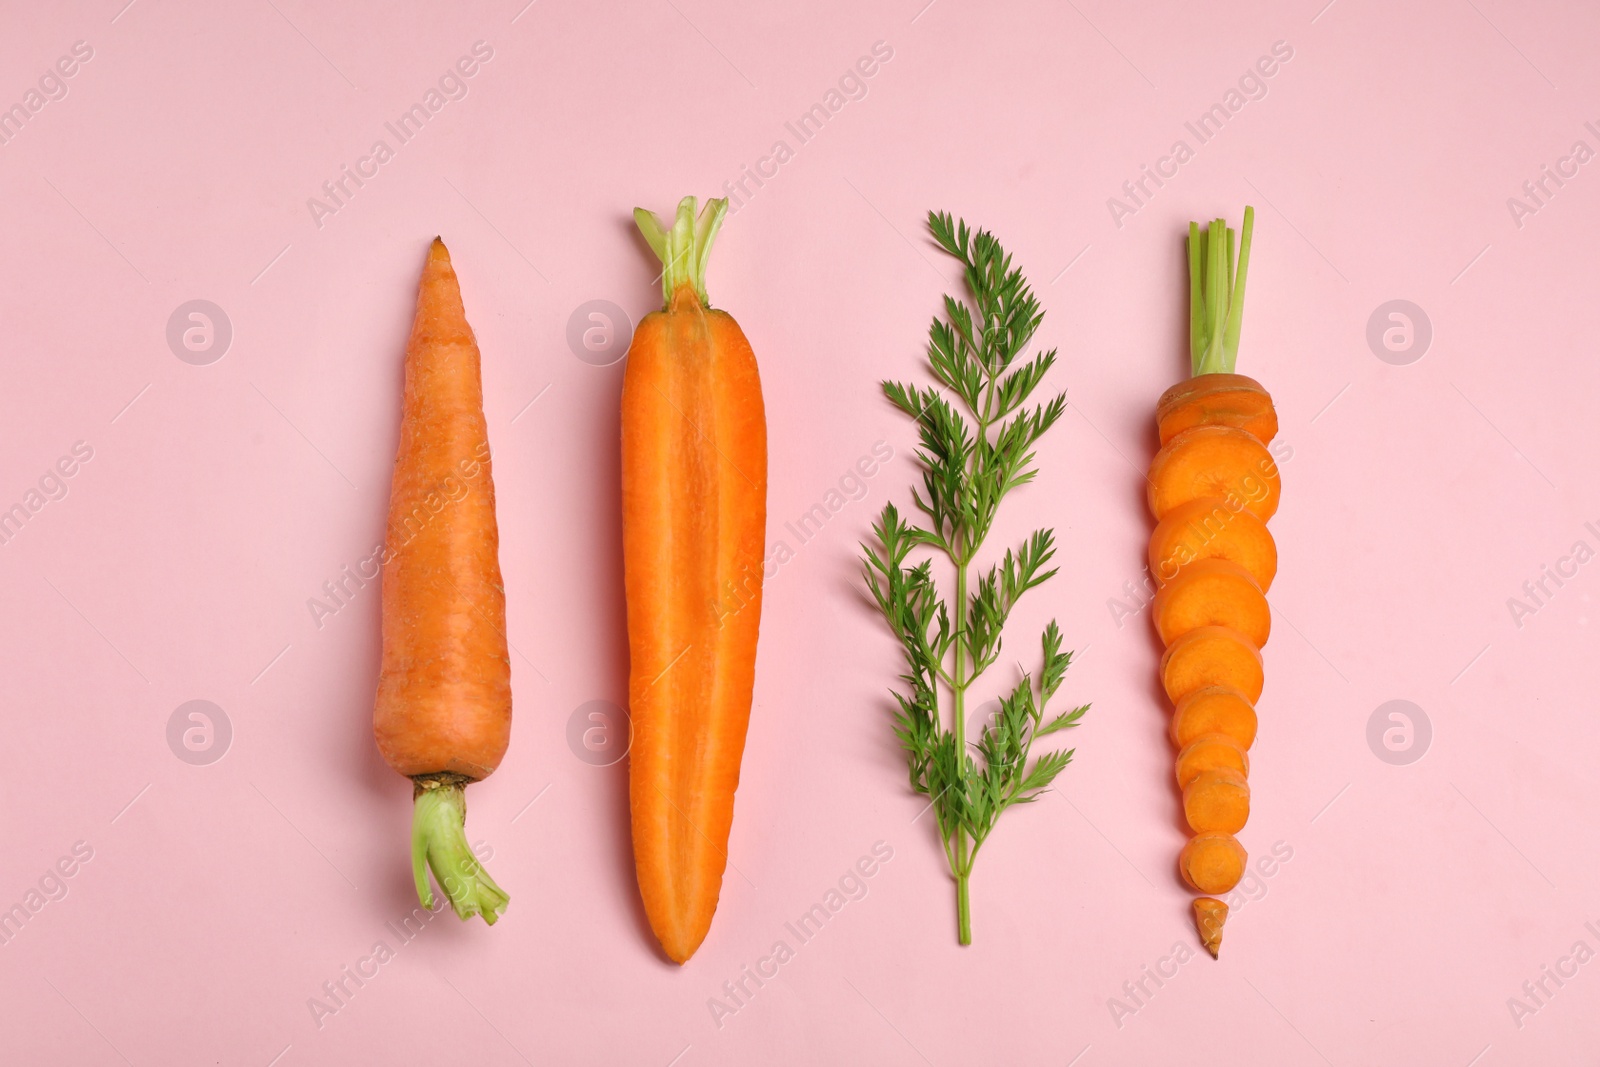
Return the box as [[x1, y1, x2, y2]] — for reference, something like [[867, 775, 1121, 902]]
[[373, 238, 511, 925], [623, 196, 766, 963], [1146, 208, 1280, 957]]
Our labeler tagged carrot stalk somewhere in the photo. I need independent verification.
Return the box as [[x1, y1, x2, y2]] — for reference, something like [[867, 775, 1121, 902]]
[[1191, 207, 1255, 375], [374, 238, 512, 926], [624, 196, 766, 963], [411, 775, 508, 922]]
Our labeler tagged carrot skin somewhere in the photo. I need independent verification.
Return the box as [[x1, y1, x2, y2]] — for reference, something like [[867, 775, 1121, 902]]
[[624, 285, 767, 964], [374, 238, 511, 780], [372, 239, 512, 925]]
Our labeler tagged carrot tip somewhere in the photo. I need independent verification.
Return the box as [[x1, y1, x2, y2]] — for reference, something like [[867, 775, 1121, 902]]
[[411, 777, 508, 925], [1193, 897, 1228, 958]]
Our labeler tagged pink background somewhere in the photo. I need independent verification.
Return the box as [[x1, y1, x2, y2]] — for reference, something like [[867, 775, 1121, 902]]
[[2, 0, 1598, 1062]]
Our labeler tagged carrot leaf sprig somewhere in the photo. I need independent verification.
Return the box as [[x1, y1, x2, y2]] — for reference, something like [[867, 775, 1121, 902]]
[[862, 212, 1088, 946], [1189, 205, 1255, 376]]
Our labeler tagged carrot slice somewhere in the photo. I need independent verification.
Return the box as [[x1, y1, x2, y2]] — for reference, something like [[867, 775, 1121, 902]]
[[1192, 897, 1230, 958], [624, 197, 767, 964], [373, 238, 511, 925], [1157, 372, 1277, 445], [1175, 733, 1249, 787], [1149, 496, 1277, 591], [1152, 558, 1270, 646], [1170, 685, 1258, 750], [1183, 768, 1250, 834], [1160, 625, 1263, 705], [1148, 425, 1280, 522], [1179, 832, 1247, 894]]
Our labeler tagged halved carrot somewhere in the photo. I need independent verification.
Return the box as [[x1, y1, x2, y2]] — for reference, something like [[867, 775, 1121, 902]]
[[1160, 625, 1264, 705], [1151, 558, 1270, 646], [624, 197, 767, 964], [1169, 685, 1258, 750], [1183, 768, 1250, 834], [1149, 496, 1277, 591], [373, 238, 511, 925], [1148, 425, 1280, 522], [1192, 897, 1230, 958], [1179, 832, 1247, 894], [1157, 372, 1277, 445], [1175, 733, 1249, 788]]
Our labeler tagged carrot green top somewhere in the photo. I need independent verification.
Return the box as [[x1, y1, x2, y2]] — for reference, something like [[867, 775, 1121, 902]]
[[1188, 206, 1255, 377], [633, 196, 729, 308]]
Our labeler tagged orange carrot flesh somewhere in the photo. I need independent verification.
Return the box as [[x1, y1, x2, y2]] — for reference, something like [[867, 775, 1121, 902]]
[[1183, 768, 1251, 834], [1170, 685, 1259, 750], [373, 238, 511, 925], [624, 197, 766, 964], [1179, 833, 1247, 894], [1147, 425, 1280, 522], [1149, 496, 1278, 591], [1175, 733, 1249, 788], [1152, 558, 1271, 647], [1160, 625, 1264, 705], [1157, 373, 1277, 445]]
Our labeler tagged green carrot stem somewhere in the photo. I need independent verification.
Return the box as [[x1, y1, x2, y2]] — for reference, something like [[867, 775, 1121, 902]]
[[1189, 207, 1255, 376], [411, 774, 508, 925], [633, 196, 728, 308]]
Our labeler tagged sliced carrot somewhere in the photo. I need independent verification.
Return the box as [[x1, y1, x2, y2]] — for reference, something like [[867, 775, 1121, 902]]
[[1179, 832, 1247, 894], [1148, 425, 1280, 522], [624, 197, 767, 964], [1157, 372, 1277, 445], [1170, 685, 1258, 750], [1160, 625, 1263, 705], [1151, 558, 1270, 647], [1159, 211, 1271, 958], [1183, 768, 1250, 834], [1175, 733, 1249, 788], [1192, 896, 1230, 958], [1149, 496, 1277, 591]]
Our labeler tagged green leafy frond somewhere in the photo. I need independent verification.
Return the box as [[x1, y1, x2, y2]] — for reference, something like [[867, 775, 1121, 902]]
[[862, 213, 1090, 942]]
